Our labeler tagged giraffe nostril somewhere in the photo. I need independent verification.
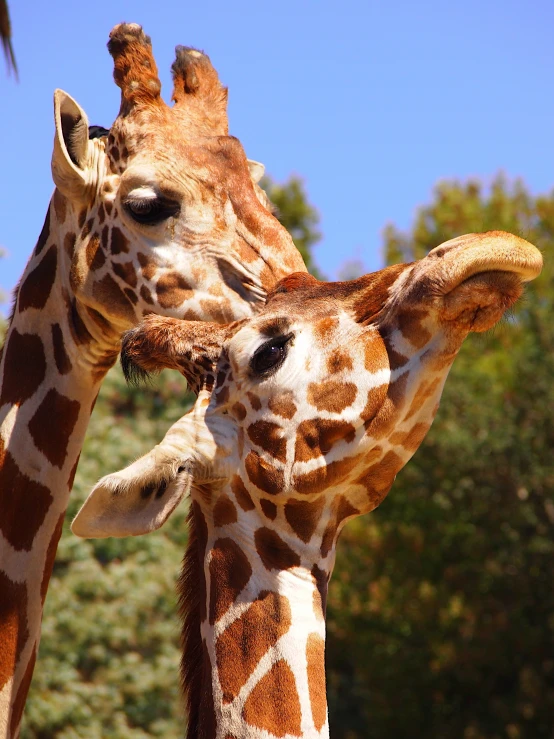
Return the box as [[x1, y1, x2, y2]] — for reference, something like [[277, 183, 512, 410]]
[[155, 480, 167, 499]]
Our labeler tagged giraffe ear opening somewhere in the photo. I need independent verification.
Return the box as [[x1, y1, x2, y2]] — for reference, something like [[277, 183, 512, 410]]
[[71, 455, 192, 539], [52, 89, 92, 198]]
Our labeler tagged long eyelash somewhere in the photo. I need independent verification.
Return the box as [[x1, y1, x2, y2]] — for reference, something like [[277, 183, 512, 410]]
[[128, 199, 157, 211], [252, 332, 294, 361]]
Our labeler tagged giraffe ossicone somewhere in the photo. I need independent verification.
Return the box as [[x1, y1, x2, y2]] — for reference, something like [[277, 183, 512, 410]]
[[0, 22, 306, 738], [74, 231, 542, 739]]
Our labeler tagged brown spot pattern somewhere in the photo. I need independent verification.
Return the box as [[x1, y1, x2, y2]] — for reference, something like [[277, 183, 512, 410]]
[[137, 252, 157, 280], [28, 389, 80, 469], [268, 392, 297, 420], [216, 591, 292, 703], [0, 449, 53, 551], [314, 316, 338, 340], [361, 384, 388, 429], [231, 475, 255, 511], [110, 226, 129, 254], [86, 234, 105, 270], [92, 274, 136, 323], [113, 260, 138, 288], [0, 330, 46, 407], [64, 232, 76, 259], [9, 644, 37, 736], [209, 538, 252, 624], [33, 210, 50, 256], [231, 402, 247, 421], [247, 420, 286, 463], [307, 381, 357, 413], [255, 527, 300, 571], [124, 288, 138, 305], [355, 450, 404, 510], [390, 422, 431, 452], [156, 272, 192, 309], [260, 498, 277, 520], [404, 377, 442, 422], [306, 633, 327, 731], [284, 496, 325, 543], [41, 513, 64, 604], [51, 323, 72, 375], [247, 391, 262, 411], [0, 571, 29, 691], [242, 659, 302, 737], [53, 190, 66, 224], [213, 494, 238, 527], [295, 418, 356, 462], [363, 331, 388, 373], [327, 348, 353, 374], [140, 285, 154, 305], [293, 453, 362, 496], [320, 495, 359, 557], [245, 451, 284, 495], [311, 565, 328, 619], [18, 245, 57, 312], [398, 309, 431, 349]]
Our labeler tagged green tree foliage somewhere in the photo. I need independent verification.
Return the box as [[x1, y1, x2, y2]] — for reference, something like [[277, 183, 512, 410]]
[[326, 175, 554, 738]]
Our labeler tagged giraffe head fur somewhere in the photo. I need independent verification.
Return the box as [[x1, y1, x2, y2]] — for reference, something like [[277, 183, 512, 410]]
[[43, 23, 305, 352], [72, 230, 542, 541]]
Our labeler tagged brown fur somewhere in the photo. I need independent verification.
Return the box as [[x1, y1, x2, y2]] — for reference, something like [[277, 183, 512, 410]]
[[254, 527, 301, 571], [178, 503, 207, 739], [216, 592, 292, 704], [18, 246, 58, 312], [0, 330, 46, 406], [242, 659, 302, 736], [306, 633, 327, 731]]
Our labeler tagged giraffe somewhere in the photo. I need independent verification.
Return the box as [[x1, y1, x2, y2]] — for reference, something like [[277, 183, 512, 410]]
[[0, 23, 306, 737], [73, 231, 542, 738]]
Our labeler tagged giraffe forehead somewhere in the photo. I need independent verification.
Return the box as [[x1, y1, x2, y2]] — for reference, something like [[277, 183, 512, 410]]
[[118, 163, 193, 201]]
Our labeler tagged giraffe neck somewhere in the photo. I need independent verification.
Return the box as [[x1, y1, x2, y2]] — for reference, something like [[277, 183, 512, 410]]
[[181, 493, 331, 739], [0, 202, 120, 738]]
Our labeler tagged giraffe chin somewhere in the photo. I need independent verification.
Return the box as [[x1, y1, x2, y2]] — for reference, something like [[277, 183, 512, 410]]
[[441, 270, 523, 332]]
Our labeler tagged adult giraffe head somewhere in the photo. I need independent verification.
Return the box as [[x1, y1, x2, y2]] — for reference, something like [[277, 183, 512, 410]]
[[74, 232, 542, 738], [51, 23, 303, 354], [0, 22, 304, 737]]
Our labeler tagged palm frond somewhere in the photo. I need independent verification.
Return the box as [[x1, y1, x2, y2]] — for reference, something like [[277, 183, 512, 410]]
[[0, 0, 17, 79]]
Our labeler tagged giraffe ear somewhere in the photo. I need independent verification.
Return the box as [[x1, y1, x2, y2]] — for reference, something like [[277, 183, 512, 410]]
[[71, 451, 192, 538], [52, 89, 93, 198], [247, 159, 265, 184], [71, 404, 218, 538]]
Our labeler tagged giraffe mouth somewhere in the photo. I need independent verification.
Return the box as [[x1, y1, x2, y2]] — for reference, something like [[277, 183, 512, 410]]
[[441, 269, 524, 332]]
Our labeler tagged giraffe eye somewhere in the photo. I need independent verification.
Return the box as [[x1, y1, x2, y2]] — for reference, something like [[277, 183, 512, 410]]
[[123, 196, 180, 225], [250, 334, 294, 377]]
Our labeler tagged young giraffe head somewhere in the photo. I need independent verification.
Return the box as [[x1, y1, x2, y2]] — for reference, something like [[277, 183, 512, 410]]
[[73, 231, 541, 738], [49, 23, 304, 352]]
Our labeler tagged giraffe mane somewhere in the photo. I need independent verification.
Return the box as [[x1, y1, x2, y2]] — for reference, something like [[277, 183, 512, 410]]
[[178, 503, 205, 739]]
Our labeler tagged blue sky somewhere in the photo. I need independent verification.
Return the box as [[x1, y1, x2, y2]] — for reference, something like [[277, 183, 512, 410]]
[[1, 0, 553, 313]]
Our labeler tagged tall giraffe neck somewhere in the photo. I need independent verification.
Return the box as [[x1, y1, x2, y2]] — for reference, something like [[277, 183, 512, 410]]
[[182, 495, 331, 739], [0, 204, 120, 737]]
